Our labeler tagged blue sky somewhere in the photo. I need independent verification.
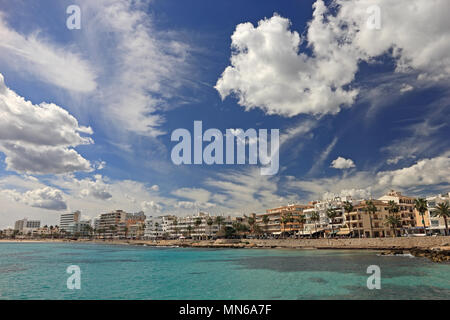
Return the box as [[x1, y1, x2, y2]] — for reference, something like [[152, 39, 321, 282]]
[[0, 0, 449, 227]]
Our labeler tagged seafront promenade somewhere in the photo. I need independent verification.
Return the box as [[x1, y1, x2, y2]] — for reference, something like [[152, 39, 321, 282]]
[[3, 236, 450, 250], [2, 237, 450, 261]]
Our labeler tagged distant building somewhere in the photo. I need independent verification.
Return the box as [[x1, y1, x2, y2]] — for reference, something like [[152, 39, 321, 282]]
[[144, 216, 165, 239], [98, 210, 127, 238], [256, 204, 312, 236], [378, 190, 417, 234], [66, 221, 92, 237], [427, 192, 450, 235], [60, 211, 81, 232], [14, 218, 41, 234]]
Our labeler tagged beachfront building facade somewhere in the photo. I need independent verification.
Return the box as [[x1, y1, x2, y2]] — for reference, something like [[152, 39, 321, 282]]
[[426, 192, 450, 235], [300, 197, 353, 237], [143, 213, 235, 239], [66, 220, 92, 237], [60, 211, 81, 232], [14, 218, 41, 234], [255, 204, 309, 236], [168, 213, 231, 239], [97, 210, 128, 238], [378, 190, 417, 234], [125, 211, 146, 239], [144, 216, 166, 239]]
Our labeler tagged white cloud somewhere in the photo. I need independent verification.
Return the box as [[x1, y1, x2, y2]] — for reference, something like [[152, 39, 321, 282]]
[[79, 175, 112, 200], [331, 157, 356, 169], [0, 73, 93, 174], [0, 15, 97, 92], [323, 188, 372, 201], [141, 200, 163, 213], [215, 13, 358, 117], [2, 187, 67, 211], [79, 0, 189, 136], [150, 185, 160, 191], [378, 155, 450, 188], [216, 0, 450, 117]]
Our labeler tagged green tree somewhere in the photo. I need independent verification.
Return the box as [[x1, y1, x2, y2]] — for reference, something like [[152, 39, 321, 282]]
[[343, 201, 354, 234], [385, 215, 401, 237], [363, 201, 378, 238], [247, 216, 256, 235], [214, 216, 225, 234], [311, 211, 320, 238], [432, 202, 450, 236], [326, 208, 338, 238], [194, 217, 202, 238], [262, 215, 270, 234], [414, 198, 428, 235], [296, 214, 306, 235], [206, 217, 214, 238]]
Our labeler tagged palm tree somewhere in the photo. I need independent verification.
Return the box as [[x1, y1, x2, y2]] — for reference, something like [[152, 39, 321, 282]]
[[432, 202, 450, 236], [172, 218, 179, 238], [311, 211, 320, 238], [262, 215, 270, 234], [364, 200, 377, 238], [385, 215, 401, 237], [280, 212, 293, 238], [414, 198, 428, 235], [343, 201, 354, 235], [206, 217, 214, 238], [247, 216, 256, 235], [187, 224, 193, 238], [296, 214, 306, 236], [194, 217, 202, 239], [214, 216, 225, 233], [326, 208, 338, 238]]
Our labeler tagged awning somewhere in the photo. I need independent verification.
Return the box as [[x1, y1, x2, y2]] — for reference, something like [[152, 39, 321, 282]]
[[272, 232, 282, 235], [336, 230, 351, 235]]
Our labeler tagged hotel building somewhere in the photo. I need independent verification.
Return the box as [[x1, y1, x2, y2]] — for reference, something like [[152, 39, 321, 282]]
[[426, 192, 450, 235], [378, 190, 417, 234], [14, 218, 41, 234], [60, 211, 81, 232], [255, 204, 309, 236]]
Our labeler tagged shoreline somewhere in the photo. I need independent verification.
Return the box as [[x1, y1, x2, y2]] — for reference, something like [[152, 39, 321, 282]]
[[1, 237, 450, 261]]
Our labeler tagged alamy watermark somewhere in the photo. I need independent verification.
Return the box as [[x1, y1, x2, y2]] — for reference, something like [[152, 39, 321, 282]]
[[66, 265, 81, 290], [66, 5, 81, 30], [366, 5, 381, 30], [171, 121, 279, 175], [366, 265, 381, 290]]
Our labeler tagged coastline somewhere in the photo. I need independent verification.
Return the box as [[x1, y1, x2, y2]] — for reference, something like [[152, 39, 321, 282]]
[[2, 237, 450, 261]]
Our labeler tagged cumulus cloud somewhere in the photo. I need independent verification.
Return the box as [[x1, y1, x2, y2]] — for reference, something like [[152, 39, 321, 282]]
[[377, 155, 450, 188], [79, 175, 112, 200], [323, 188, 372, 201], [141, 200, 163, 213], [2, 187, 67, 211], [331, 157, 356, 169], [0, 73, 93, 174], [0, 16, 97, 92], [216, 0, 450, 117]]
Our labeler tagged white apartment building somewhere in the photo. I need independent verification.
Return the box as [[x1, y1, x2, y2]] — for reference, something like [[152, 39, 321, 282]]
[[301, 197, 349, 237], [427, 192, 450, 235], [60, 211, 81, 232], [14, 218, 41, 234], [66, 220, 92, 237], [144, 213, 232, 239], [144, 216, 166, 239]]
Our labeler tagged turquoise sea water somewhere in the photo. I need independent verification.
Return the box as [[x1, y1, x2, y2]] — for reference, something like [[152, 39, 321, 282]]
[[0, 242, 449, 300]]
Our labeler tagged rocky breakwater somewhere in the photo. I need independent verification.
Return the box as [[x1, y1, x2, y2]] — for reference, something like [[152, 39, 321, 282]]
[[380, 244, 450, 263]]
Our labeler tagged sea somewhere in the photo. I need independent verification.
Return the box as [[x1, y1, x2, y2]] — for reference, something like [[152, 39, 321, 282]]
[[0, 242, 449, 300]]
